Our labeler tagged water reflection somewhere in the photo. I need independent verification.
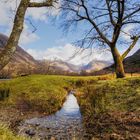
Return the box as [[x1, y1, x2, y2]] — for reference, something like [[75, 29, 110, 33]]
[[55, 92, 81, 118], [19, 92, 84, 139]]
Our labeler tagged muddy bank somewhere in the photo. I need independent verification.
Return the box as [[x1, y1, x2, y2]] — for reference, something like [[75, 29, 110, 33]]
[[0, 107, 46, 132], [81, 111, 140, 140]]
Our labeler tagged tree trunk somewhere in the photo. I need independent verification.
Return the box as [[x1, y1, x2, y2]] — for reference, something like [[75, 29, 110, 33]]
[[0, 0, 30, 71], [111, 47, 125, 78]]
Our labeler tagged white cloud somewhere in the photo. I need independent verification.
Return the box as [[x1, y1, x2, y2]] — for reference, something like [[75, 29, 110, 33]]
[[19, 24, 40, 45], [0, 0, 59, 45], [27, 7, 48, 22], [122, 24, 136, 40], [0, 4, 10, 26], [120, 24, 140, 56], [0, 0, 18, 26], [19, 29, 39, 45], [4, 21, 40, 46], [27, 44, 112, 65]]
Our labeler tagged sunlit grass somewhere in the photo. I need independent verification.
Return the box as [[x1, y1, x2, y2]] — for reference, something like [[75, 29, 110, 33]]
[[0, 74, 140, 139], [77, 76, 140, 138], [0, 75, 69, 113], [78, 76, 140, 114], [0, 123, 28, 140]]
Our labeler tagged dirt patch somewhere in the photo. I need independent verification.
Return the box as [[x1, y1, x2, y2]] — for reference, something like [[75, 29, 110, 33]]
[[0, 107, 47, 133], [83, 111, 140, 140]]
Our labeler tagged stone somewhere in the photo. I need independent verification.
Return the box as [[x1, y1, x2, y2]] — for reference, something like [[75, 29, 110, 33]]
[[110, 133, 124, 140], [25, 129, 36, 136], [50, 137, 56, 140]]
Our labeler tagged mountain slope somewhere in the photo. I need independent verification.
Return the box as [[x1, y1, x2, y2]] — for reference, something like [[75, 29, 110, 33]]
[[0, 33, 37, 65], [51, 60, 81, 72], [0, 33, 38, 76], [94, 49, 140, 75], [0, 33, 121, 76], [82, 60, 111, 72], [124, 49, 140, 73], [0, 33, 81, 76], [47, 60, 111, 73], [38, 59, 81, 74]]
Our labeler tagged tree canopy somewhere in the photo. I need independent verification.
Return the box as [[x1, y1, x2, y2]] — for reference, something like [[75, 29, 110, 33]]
[[60, 0, 140, 77]]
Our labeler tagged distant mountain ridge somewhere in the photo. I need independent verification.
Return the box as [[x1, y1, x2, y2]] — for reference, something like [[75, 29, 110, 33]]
[[0, 33, 111, 75], [50, 60, 81, 73], [38, 59, 111, 74], [0, 33, 127, 76], [82, 60, 111, 72]]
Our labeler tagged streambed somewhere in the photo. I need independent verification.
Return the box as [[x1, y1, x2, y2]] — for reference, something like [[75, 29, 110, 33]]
[[18, 91, 86, 139]]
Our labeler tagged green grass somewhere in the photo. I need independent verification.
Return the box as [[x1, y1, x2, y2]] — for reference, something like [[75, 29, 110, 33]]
[[0, 75, 101, 111], [0, 75, 140, 139], [0, 75, 74, 113], [77, 76, 140, 139], [0, 75, 103, 114], [0, 75, 98, 139], [78, 77, 140, 114]]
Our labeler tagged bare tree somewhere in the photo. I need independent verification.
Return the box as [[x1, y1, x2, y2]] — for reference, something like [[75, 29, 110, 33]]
[[0, 0, 55, 71], [60, 0, 140, 78]]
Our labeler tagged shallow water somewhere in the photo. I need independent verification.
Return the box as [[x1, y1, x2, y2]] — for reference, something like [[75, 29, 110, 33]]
[[19, 92, 85, 139]]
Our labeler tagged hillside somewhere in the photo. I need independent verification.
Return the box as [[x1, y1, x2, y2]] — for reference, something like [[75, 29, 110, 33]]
[[82, 60, 111, 72], [44, 60, 111, 74], [0, 33, 38, 77], [124, 49, 140, 73], [0, 33, 82, 76], [47, 60, 81, 73], [94, 49, 140, 75]]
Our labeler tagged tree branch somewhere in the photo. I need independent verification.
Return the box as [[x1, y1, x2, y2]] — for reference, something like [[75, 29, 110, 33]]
[[28, 0, 54, 7], [112, 0, 124, 44], [123, 7, 140, 21], [80, 0, 111, 46], [0, 0, 30, 70], [122, 36, 139, 59], [106, 0, 116, 26]]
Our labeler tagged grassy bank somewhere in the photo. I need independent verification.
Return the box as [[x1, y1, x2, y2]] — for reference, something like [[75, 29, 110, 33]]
[[0, 75, 78, 139], [0, 75, 97, 138], [77, 77, 140, 139], [0, 74, 99, 114], [0, 75, 140, 139], [0, 75, 69, 114]]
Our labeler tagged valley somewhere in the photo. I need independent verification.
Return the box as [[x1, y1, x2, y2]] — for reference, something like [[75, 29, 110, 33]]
[[0, 1, 140, 139], [1, 33, 140, 78]]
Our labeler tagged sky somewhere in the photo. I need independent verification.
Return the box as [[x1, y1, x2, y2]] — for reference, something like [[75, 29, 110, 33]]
[[0, 0, 139, 65]]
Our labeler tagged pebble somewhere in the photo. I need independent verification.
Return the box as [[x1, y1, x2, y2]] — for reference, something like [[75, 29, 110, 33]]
[[25, 129, 36, 136], [50, 137, 56, 140]]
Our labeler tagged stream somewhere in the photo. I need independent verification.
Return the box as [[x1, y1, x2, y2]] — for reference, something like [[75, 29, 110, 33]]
[[19, 91, 86, 140]]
